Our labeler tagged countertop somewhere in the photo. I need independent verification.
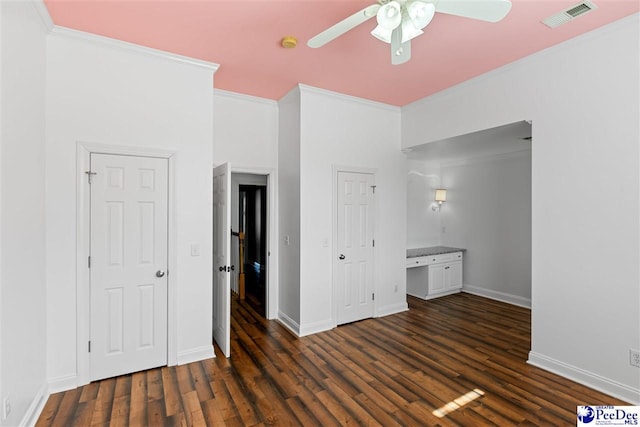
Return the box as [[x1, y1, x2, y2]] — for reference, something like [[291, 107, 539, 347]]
[[406, 246, 466, 258]]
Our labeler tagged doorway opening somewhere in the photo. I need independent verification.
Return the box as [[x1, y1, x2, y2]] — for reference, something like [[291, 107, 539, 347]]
[[230, 173, 268, 318], [238, 184, 267, 316]]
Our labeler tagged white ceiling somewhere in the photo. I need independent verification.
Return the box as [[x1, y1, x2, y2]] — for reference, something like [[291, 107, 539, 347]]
[[404, 120, 532, 164]]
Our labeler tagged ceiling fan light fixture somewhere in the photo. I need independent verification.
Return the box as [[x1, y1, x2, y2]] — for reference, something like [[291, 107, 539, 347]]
[[377, 1, 402, 30], [371, 24, 393, 43], [401, 18, 424, 43], [407, 0, 436, 29]]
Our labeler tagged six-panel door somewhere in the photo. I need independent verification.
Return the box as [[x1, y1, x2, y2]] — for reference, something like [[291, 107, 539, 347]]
[[90, 153, 168, 381], [336, 171, 375, 325]]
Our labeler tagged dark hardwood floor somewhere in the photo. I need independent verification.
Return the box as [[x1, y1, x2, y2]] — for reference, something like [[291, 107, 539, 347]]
[[36, 293, 628, 426]]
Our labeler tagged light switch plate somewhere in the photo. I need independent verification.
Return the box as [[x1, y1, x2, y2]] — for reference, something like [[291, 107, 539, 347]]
[[190, 244, 200, 257]]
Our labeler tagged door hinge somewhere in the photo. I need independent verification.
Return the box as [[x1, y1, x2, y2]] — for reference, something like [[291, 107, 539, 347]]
[[85, 171, 97, 184], [371, 185, 376, 194], [88, 256, 91, 268], [88, 341, 91, 352], [372, 293, 375, 301], [372, 239, 375, 247]]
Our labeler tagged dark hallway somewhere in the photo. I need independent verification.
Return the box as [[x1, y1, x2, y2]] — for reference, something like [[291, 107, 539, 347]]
[[239, 184, 267, 316]]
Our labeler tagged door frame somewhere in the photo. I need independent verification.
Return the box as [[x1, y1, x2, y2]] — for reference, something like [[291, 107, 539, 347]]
[[229, 166, 278, 320], [332, 165, 377, 326], [76, 142, 177, 386]]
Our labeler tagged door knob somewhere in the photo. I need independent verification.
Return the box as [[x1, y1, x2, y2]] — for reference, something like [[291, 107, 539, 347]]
[[156, 270, 165, 278], [218, 266, 225, 272], [339, 254, 345, 260]]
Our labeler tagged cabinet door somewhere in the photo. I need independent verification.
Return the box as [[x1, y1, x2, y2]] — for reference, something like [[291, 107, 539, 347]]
[[428, 264, 446, 293], [445, 261, 463, 290]]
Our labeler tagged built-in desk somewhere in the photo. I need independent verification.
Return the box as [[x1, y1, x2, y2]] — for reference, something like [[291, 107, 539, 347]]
[[406, 246, 465, 299]]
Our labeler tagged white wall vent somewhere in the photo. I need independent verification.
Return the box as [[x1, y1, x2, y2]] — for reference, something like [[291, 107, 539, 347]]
[[542, 1, 598, 28]]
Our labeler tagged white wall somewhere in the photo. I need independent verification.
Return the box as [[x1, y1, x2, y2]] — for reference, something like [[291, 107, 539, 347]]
[[213, 90, 278, 169], [277, 88, 301, 329], [406, 160, 442, 248], [0, 1, 48, 425], [298, 85, 407, 334], [45, 28, 217, 389], [441, 150, 532, 306], [402, 15, 640, 403]]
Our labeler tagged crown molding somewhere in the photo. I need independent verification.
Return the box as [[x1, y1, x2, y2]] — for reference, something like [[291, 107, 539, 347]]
[[50, 26, 220, 73], [298, 84, 400, 113], [32, 0, 54, 33], [403, 12, 640, 112], [214, 89, 278, 107]]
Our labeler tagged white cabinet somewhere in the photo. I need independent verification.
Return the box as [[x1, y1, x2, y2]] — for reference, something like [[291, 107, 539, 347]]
[[406, 251, 463, 300], [428, 261, 462, 294], [427, 263, 446, 293]]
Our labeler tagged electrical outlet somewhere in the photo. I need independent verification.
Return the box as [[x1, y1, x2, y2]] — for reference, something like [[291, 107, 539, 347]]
[[631, 349, 640, 368], [3, 396, 10, 420]]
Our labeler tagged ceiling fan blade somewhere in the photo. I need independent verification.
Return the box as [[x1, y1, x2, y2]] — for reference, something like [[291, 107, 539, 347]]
[[434, 0, 512, 23], [391, 28, 411, 65], [307, 4, 380, 48]]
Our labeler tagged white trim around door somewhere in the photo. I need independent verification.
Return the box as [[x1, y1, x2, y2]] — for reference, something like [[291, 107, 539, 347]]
[[76, 142, 177, 386], [230, 166, 278, 320]]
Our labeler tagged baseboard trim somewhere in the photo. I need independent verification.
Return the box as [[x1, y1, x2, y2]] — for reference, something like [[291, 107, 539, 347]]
[[299, 318, 334, 337], [47, 373, 78, 394], [177, 345, 215, 365], [376, 301, 409, 317], [20, 383, 49, 427], [277, 311, 301, 337], [528, 351, 640, 405], [463, 284, 531, 308]]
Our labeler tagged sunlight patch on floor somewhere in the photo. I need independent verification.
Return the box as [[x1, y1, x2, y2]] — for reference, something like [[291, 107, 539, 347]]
[[433, 388, 485, 418]]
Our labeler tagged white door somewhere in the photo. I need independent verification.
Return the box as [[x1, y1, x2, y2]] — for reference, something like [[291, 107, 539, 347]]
[[90, 153, 168, 381], [213, 163, 231, 357], [336, 171, 375, 325]]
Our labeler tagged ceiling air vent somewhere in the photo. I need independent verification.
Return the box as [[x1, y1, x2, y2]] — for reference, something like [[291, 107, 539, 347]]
[[542, 1, 597, 28]]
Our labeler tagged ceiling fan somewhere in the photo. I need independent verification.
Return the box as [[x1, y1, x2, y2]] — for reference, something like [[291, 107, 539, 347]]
[[307, 0, 512, 65]]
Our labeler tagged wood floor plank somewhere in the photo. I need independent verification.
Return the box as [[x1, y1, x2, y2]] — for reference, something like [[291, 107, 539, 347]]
[[180, 390, 206, 427], [161, 366, 183, 418], [188, 362, 214, 403], [146, 398, 165, 426], [285, 385, 337, 425], [90, 377, 116, 426], [70, 400, 96, 426], [50, 387, 81, 427], [38, 293, 630, 427], [78, 382, 100, 403], [128, 371, 147, 426], [35, 390, 63, 427]]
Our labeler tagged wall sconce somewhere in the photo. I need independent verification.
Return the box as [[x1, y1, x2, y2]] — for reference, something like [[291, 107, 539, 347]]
[[432, 189, 447, 212]]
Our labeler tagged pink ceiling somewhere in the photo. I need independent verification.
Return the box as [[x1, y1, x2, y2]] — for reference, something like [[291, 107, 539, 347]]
[[43, 0, 638, 106]]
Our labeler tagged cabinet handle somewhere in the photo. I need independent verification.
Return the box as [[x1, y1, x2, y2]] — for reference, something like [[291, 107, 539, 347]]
[[445, 266, 450, 269]]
